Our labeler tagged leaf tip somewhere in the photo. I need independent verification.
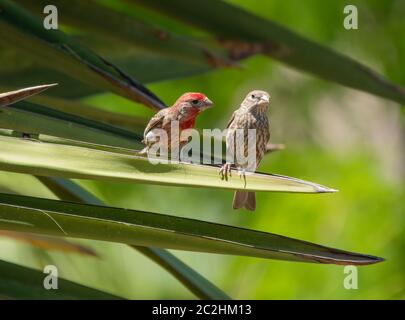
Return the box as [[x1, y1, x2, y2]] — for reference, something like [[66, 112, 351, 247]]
[[315, 185, 339, 193], [351, 254, 385, 266], [36, 83, 58, 91]]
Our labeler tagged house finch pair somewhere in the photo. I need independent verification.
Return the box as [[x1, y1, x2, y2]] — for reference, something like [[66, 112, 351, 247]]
[[142, 90, 271, 211]]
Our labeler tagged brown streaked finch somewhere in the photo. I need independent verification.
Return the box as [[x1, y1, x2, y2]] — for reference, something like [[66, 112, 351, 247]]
[[140, 92, 213, 155], [220, 90, 271, 211]]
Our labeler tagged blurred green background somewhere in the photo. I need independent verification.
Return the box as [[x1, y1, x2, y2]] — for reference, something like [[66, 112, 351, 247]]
[[0, 0, 404, 299]]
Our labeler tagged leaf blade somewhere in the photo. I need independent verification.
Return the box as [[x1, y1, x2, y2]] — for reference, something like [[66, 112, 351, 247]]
[[0, 192, 383, 265], [0, 173, 227, 300], [0, 101, 143, 148], [132, 0, 405, 104], [0, 0, 165, 109], [29, 94, 146, 132], [0, 50, 211, 99], [0, 258, 124, 299], [0, 134, 336, 193], [18, 0, 232, 68], [134, 246, 231, 300], [35, 176, 231, 300], [0, 84, 57, 107], [0, 230, 97, 257]]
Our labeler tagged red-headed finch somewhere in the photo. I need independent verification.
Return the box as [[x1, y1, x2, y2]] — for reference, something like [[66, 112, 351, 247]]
[[220, 90, 271, 211], [140, 92, 213, 155]]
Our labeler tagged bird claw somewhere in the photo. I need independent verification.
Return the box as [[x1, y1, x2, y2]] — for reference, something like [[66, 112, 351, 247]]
[[237, 168, 246, 178], [219, 163, 232, 180]]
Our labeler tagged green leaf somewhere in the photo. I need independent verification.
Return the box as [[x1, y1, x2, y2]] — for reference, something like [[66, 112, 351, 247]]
[[0, 134, 336, 193], [0, 173, 98, 259], [0, 84, 57, 107], [35, 176, 231, 300], [0, 84, 146, 132], [0, 48, 210, 99], [29, 94, 146, 132], [0, 230, 97, 257], [0, 0, 166, 109], [17, 0, 232, 67], [134, 246, 231, 300], [132, 0, 405, 105], [0, 143, 229, 299], [0, 101, 143, 148], [0, 258, 124, 299], [0, 192, 383, 265]]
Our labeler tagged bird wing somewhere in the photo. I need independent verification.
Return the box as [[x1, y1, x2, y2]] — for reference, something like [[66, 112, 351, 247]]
[[143, 108, 169, 138], [224, 111, 238, 163], [226, 111, 237, 129]]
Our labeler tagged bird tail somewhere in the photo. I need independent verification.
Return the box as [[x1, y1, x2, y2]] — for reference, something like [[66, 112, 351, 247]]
[[232, 191, 256, 211]]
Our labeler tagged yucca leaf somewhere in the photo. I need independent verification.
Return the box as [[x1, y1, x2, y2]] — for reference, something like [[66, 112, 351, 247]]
[[0, 0, 166, 110], [0, 259, 124, 299], [0, 173, 98, 259], [132, 0, 405, 105], [0, 101, 142, 148], [0, 134, 335, 193], [0, 192, 382, 265], [134, 246, 231, 299], [0, 84, 57, 107], [0, 67, 100, 99], [0, 84, 146, 132], [36, 176, 231, 300], [17, 0, 232, 67], [0, 230, 97, 257], [0, 49, 210, 99], [30, 94, 146, 132]]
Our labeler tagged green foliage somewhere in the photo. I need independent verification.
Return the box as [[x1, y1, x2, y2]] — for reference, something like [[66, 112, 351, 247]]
[[0, 134, 336, 193], [0, 259, 124, 299], [24, 177, 231, 300], [132, 0, 405, 104], [0, 102, 142, 148], [0, 0, 165, 109], [0, 192, 381, 265], [0, 0, 403, 300]]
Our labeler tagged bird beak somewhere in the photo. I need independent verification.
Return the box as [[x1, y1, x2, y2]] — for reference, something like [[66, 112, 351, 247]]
[[260, 95, 270, 103], [201, 97, 214, 109]]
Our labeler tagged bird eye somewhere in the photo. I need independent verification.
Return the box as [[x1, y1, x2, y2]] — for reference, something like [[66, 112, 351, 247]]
[[251, 94, 256, 99], [191, 99, 199, 105]]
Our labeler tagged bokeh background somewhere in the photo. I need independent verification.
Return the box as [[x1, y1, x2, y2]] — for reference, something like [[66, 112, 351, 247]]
[[0, 0, 404, 299]]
